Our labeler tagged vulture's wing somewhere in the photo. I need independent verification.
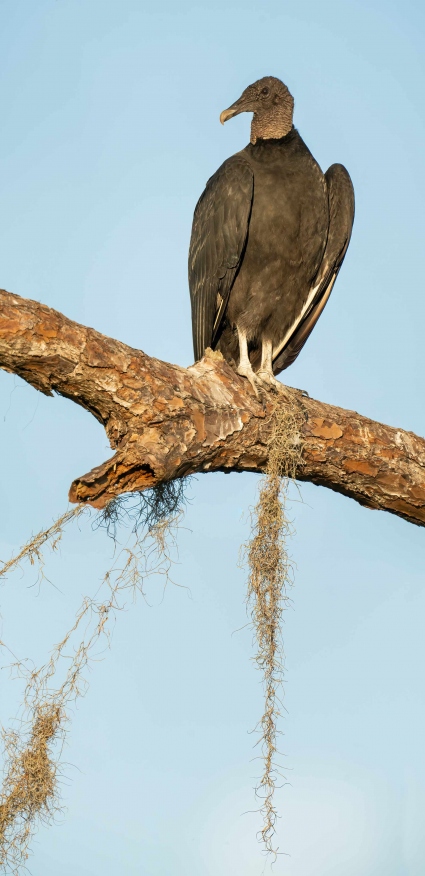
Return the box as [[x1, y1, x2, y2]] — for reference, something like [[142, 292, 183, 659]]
[[189, 156, 254, 361], [273, 163, 355, 374]]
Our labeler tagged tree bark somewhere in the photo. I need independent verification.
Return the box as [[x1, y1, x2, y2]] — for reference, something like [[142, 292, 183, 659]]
[[1, 288, 424, 526]]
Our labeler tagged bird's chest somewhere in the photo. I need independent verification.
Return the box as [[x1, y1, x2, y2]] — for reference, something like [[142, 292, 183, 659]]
[[248, 157, 328, 269]]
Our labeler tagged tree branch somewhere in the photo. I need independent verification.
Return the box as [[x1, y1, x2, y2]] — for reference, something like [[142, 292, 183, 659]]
[[1, 288, 424, 525]]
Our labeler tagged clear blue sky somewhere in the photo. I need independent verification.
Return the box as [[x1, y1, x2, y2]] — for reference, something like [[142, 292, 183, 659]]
[[1, 1, 425, 874]]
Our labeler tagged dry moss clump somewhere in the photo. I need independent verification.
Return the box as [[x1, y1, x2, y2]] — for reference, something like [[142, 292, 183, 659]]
[[0, 485, 186, 874], [0, 706, 62, 873], [246, 400, 304, 859], [0, 507, 84, 587], [93, 478, 191, 540]]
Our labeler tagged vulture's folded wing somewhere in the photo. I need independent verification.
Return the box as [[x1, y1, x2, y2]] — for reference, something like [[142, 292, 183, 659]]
[[273, 163, 355, 374], [189, 156, 254, 362]]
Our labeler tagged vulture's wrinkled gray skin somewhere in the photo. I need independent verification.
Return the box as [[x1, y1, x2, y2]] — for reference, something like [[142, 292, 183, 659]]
[[189, 76, 355, 395]]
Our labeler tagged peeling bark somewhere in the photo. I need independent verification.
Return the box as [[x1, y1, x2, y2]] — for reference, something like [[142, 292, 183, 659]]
[[0, 288, 424, 526]]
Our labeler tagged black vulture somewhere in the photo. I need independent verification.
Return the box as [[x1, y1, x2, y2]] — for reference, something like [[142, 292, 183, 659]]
[[188, 76, 355, 393]]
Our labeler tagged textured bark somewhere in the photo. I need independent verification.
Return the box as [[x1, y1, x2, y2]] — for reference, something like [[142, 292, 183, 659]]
[[1, 288, 424, 526]]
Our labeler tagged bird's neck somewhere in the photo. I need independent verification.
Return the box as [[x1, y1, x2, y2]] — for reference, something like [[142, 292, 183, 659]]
[[250, 105, 294, 145]]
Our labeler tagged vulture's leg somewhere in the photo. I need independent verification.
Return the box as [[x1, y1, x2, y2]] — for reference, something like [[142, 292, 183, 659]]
[[257, 339, 285, 392], [236, 327, 260, 397]]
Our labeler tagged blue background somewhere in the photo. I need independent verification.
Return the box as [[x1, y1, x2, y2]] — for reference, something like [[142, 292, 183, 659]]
[[0, 1, 424, 873]]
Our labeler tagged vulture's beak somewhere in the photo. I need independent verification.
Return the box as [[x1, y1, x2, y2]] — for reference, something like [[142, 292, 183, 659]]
[[220, 95, 252, 124]]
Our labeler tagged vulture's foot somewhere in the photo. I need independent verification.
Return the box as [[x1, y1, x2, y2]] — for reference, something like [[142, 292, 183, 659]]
[[237, 361, 261, 398], [237, 363, 286, 399], [256, 369, 286, 393]]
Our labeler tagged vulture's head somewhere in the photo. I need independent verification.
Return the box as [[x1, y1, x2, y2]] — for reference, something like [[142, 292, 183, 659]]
[[220, 76, 294, 144]]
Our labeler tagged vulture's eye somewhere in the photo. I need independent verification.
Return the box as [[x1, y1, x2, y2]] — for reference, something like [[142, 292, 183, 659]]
[[261, 86, 269, 96]]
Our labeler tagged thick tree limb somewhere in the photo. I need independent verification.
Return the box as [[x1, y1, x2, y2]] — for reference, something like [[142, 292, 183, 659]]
[[1, 288, 424, 526]]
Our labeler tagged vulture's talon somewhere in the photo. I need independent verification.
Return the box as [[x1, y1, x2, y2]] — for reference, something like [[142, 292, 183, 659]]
[[237, 363, 263, 399], [248, 379, 261, 400]]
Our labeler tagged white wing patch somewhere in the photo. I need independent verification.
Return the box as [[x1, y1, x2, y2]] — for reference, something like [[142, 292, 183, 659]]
[[272, 279, 322, 362]]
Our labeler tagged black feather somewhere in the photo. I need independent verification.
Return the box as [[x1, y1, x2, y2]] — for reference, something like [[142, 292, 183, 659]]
[[189, 157, 253, 361], [188, 128, 354, 373]]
